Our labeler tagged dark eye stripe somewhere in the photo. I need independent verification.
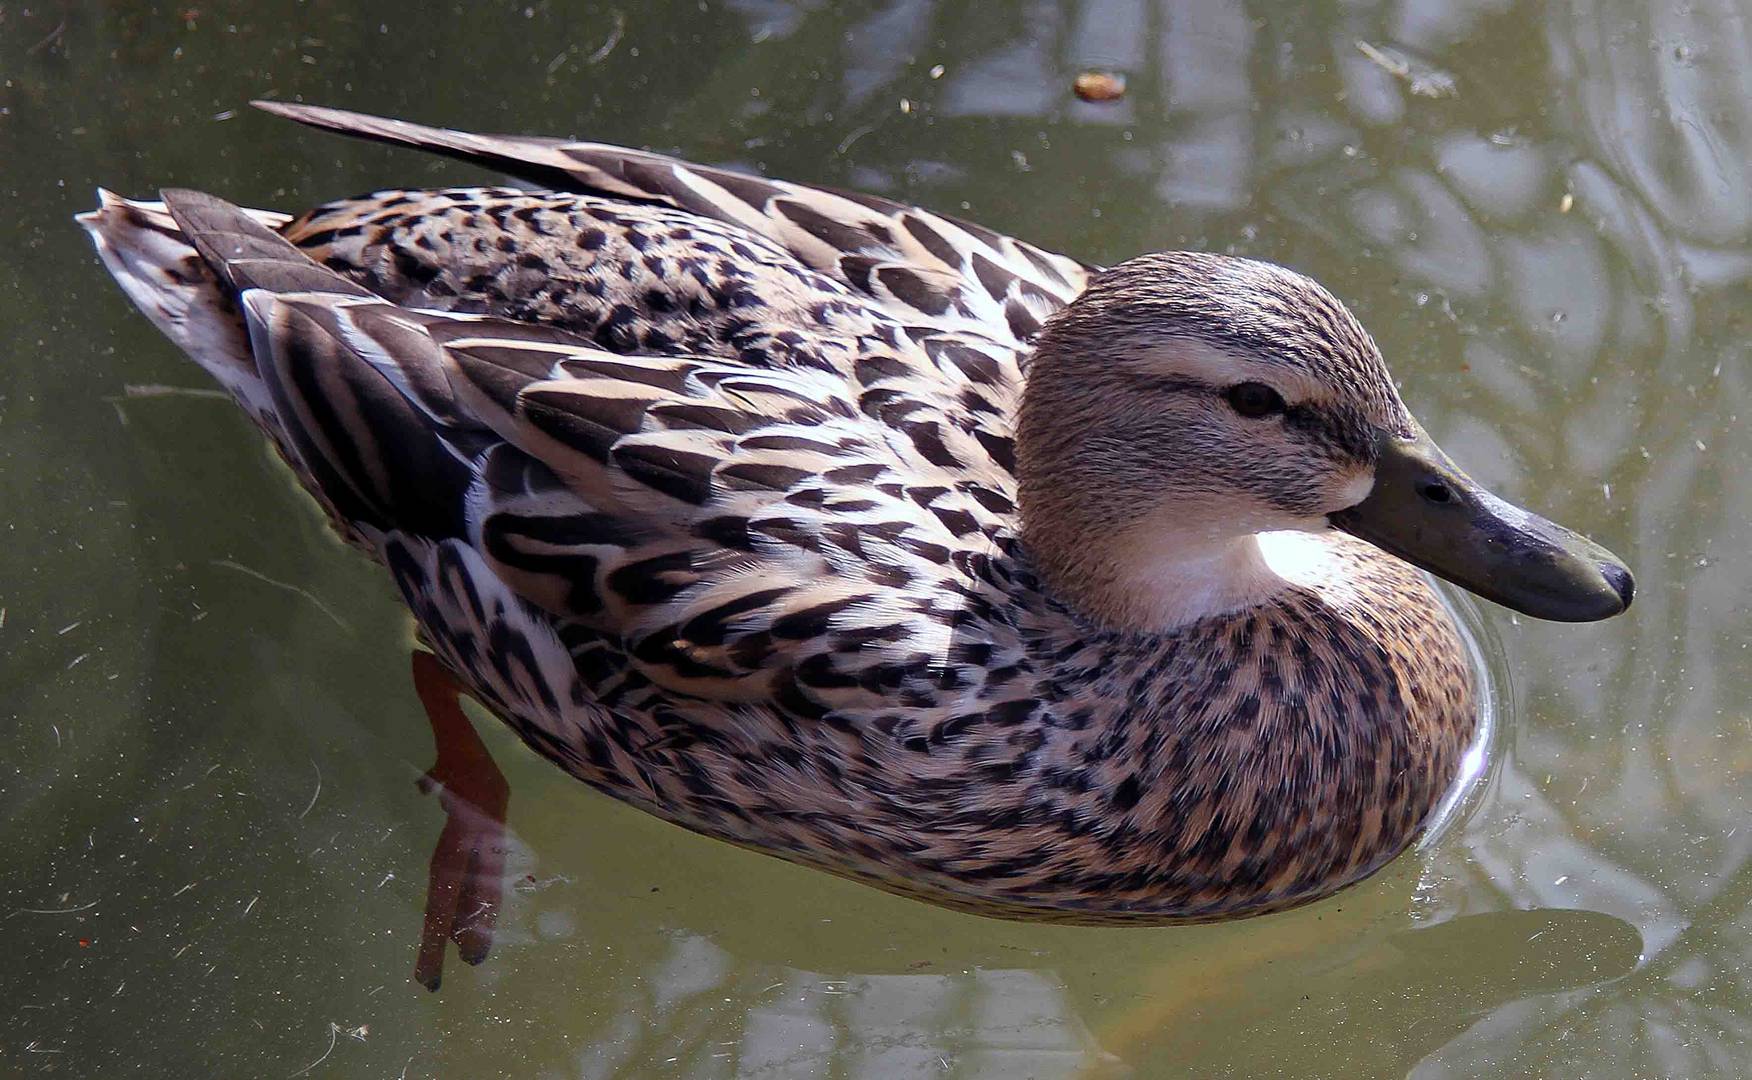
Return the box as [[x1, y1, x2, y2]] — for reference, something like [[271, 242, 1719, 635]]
[[1123, 375, 1374, 460], [1286, 403, 1375, 460], [1125, 373, 1210, 395]]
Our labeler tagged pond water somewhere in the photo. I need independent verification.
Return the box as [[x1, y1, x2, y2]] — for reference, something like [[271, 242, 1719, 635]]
[[2, 2, 1747, 1076]]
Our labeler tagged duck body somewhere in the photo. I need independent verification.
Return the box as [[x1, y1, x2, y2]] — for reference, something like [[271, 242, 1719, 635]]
[[81, 103, 1621, 925]]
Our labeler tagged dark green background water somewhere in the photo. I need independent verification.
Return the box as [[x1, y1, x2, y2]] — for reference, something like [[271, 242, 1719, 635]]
[[2, 2, 1747, 1076]]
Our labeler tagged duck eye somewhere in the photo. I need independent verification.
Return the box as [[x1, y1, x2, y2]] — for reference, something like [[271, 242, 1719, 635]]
[[1225, 381, 1286, 419]]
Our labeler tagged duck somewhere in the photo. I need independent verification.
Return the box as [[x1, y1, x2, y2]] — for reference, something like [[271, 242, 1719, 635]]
[[79, 101, 1633, 988]]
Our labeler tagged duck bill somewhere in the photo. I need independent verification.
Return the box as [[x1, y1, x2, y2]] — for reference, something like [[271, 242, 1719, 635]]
[[1329, 425, 1634, 622]]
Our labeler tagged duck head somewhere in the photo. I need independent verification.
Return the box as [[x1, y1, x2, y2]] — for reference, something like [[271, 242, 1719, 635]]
[[1016, 252, 1633, 633]]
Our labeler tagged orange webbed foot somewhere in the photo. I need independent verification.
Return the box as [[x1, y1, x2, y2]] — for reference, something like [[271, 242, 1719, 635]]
[[409, 651, 510, 992]]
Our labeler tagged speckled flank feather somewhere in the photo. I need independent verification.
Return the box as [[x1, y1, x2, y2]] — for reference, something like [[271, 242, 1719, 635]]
[[79, 104, 1476, 922]]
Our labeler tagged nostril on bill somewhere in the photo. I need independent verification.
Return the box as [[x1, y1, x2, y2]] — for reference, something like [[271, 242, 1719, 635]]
[[1419, 480, 1453, 504]]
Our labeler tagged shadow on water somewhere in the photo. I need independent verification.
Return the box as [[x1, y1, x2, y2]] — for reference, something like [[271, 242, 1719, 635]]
[[0, 0, 1746, 1076]]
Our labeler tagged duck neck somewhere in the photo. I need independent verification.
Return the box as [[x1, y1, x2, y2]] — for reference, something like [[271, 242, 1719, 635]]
[[1019, 501, 1292, 635]]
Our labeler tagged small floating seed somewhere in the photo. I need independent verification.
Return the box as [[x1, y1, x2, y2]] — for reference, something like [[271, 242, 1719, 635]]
[[1073, 71, 1126, 103]]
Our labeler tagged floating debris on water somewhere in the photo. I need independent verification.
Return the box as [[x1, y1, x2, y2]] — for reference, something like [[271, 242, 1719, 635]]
[[1355, 41, 1457, 99], [1073, 70, 1126, 103], [585, 11, 626, 66], [121, 383, 229, 400]]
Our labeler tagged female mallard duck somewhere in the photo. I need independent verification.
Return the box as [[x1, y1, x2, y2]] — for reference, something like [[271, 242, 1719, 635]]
[[81, 102, 1631, 983]]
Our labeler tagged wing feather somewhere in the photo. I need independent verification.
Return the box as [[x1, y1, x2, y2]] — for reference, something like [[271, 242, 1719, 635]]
[[253, 100, 1091, 342], [124, 186, 1010, 718]]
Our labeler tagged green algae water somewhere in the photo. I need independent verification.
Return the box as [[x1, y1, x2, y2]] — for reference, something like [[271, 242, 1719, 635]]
[[2, 3, 1746, 1076]]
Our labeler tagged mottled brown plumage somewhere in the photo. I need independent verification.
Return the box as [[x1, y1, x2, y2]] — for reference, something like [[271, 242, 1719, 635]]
[[77, 102, 1629, 928]]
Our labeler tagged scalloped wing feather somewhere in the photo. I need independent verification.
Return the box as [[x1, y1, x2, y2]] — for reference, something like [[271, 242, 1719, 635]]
[[309, 302, 991, 705]]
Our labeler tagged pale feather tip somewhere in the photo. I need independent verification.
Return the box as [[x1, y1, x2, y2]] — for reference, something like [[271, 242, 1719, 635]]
[[74, 187, 122, 230]]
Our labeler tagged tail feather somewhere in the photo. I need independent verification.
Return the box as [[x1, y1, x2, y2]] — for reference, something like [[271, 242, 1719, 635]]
[[78, 191, 287, 424], [82, 188, 475, 544]]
